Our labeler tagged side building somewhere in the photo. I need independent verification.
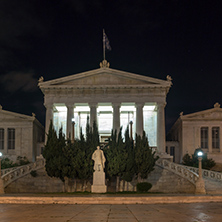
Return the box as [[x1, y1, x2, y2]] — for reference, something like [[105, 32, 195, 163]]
[[0, 105, 45, 162], [167, 103, 222, 164]]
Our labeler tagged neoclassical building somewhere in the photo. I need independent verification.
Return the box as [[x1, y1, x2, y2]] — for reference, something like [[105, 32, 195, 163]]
[[39, 60, 172, 155], [0, 106, 45, 162], [167, 103, 222, 163]]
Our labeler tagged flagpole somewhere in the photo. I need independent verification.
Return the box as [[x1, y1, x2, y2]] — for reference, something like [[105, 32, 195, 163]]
[[103, 29, 105, 61]]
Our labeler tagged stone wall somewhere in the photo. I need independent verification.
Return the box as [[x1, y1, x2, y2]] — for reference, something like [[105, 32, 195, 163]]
[[5, 165, 195, 193], [147, 166, 195, 193], [5, 168, 64, 193]]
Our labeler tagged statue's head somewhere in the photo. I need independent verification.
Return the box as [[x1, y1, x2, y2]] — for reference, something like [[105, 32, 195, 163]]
[[97, 146, 100, 149]]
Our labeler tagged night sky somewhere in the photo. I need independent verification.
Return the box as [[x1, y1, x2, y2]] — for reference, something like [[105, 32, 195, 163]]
[[0, 0, 222, 132]]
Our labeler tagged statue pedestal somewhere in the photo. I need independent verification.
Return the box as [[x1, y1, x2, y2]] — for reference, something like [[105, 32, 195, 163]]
[[91, 171, 107, 193]]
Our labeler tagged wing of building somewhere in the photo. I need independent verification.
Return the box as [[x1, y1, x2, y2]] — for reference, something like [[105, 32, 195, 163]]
[[39, 62, 172, 155], [167, 102, 222, 163], [0, 106, 45, 162]]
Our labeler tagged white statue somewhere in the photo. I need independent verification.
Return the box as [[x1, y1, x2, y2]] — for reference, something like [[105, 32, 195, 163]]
[[92, 146, 106, 172]]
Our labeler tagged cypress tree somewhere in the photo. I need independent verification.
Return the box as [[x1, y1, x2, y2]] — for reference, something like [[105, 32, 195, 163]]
[[134, 131, 158, 181], [43, 121, 66, 181]]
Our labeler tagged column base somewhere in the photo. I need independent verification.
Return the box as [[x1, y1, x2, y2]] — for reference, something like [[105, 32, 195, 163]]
[[195, 178, 206, 194]]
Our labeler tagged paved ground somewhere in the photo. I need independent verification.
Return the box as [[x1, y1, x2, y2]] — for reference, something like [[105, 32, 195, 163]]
[[0, 202, 222, 222]]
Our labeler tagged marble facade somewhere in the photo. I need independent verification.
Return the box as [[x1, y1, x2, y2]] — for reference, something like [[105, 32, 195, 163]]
[[39, 61, 172, 154]]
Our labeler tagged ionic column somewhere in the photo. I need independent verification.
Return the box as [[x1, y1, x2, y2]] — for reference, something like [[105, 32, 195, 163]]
[[136, 103, 144, 136], [89, 103, 98, 127], [208, 127, 212, 153], [112, 103, 120, 133], [45, 103, 54, 141], [66, 104, 74, 139], [157, 103, 166, 154]]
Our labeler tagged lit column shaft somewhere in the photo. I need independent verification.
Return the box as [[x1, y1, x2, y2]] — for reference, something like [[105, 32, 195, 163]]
[[113, 103, 120, 134], [89, 103, 98, 128], [66, 104, 74, 139], [157, 103, 166, 154], [45, 103, 54, 136], [136, 103, 144, 136]]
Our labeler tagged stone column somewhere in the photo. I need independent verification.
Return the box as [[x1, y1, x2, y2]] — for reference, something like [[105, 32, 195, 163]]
[[45, 103, 54, 136], [208, 127, 212, 153], [66, 104, 74, 139], [136, 103, 144, 136], [89, 103, 98, 128], [157, 103, 166, 154], [112, 103, 121, 133]]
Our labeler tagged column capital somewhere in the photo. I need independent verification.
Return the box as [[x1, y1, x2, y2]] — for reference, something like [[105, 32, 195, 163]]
[[112, 102, 121, 106], [135, 102, 145, 108], [65, 103, 75, 109], [112, 103, 121, 109], [157, 102, 166, 109], [44, 103, 54, 109], [89, 102, 98, 108]]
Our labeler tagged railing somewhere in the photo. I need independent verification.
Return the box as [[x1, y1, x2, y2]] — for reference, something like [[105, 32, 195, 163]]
[[1, 158, 45, 188], [184, 166, 222, 182], [156, 159, 198, 185]]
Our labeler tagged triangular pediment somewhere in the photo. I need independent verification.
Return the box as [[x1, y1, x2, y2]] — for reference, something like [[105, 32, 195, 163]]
[[182, 106, 222, 120], [0, 109, 34, 122], [39, 67, 171, 88]]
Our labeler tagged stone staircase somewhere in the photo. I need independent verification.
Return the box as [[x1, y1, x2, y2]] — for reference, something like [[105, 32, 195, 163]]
[[1, 158, 45, 188], [157, 159, 222, 194], [184, 165, 222, 194], [1, 158, 221, 194]]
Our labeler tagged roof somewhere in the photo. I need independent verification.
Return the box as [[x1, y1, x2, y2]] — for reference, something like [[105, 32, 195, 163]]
[[38, 66, 172, 92]]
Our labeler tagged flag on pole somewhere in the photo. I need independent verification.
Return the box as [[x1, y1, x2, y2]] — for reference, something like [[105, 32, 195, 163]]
[[104, 32, 111, 51], [103, 29, 111, 61]]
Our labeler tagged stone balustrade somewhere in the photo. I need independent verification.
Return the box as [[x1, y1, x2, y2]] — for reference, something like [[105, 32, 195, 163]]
[[184, 166, 222, 182], [156, 159, 198, 185], [1, 158, 45, 188], [1, 166, 22, 176]]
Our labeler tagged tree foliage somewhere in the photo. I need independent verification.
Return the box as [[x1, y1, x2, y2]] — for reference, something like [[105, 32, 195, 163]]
[[182, 149, 216, 170], [42, 121, 66, 181], [105, 127, 158, 183], [134, 131, 159, 181], [44, 120, 158, 188], [43, 119, 99, 183]]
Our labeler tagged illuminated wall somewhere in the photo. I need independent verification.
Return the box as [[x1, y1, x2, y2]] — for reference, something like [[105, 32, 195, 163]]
[[53, 106, 67, 137], [143, 105, 157, 147], [52, 103, 157, 146]]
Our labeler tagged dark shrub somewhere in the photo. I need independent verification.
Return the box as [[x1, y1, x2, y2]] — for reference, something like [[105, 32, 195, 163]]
[[136, 182, 152, 192], [30, 170, 37, 177]]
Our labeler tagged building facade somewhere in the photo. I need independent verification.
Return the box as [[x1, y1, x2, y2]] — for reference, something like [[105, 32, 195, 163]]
[[39, 61, 172, 155], [0, 105, 45, 162], [167, 103, 222, 163]]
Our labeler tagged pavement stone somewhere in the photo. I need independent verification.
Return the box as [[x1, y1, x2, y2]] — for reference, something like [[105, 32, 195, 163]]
[[0, 203, 222, 222]]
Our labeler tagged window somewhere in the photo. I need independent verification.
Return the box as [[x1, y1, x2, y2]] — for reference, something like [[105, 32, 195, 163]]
[[8, 128, 15, 149], [201, 127, 208, 148], [212, 127, 220, 149], [0, 128, 4, 149], [165, 146, 168, 153]]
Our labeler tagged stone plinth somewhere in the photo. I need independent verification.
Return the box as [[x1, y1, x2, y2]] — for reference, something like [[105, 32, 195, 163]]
[[91, 171, 107, 193], [195, 178, 206, 194]]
